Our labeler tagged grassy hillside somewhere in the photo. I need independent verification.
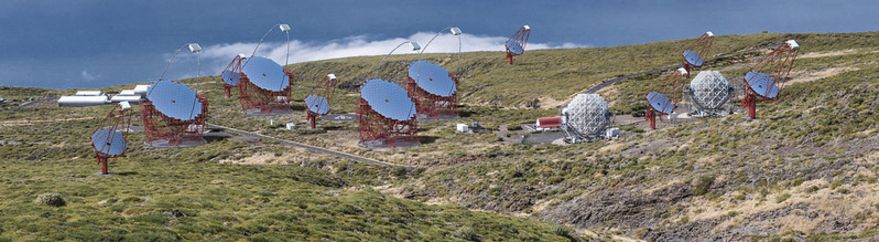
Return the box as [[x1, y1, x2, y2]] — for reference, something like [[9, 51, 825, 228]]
[[394, 32, 879, 241], [0, 99, 581, 241], [2, 31, 879, 241], [0, 158, 578, 241]]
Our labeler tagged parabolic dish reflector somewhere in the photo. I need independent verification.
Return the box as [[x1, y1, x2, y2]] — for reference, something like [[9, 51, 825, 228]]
[[690, 71, 730, 110], [408, 60, 457, 97], [647, 91, 674, 114], [565, 94, 610, 137], [361, 79, 416, 121], [91, 128, 127, 157], [242, 56, 290, 92], [506, 40, 524, 55], [305, 95, 330, 115], [221, 70, 239, 86], [683, 49, 704, 67], [745, 71, 779, 99], [146, 81, 203, 121]]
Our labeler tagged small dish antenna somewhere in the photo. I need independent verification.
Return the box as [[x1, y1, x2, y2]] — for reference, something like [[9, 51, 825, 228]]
[[220, 53, 246, 98], [90, 101, 133, 175], [305, 74, 339, 128], [644, 68, 687, 129], [504, 25, 531, 64], [741, 40, 799, 119], [681, 31, 715, 77]]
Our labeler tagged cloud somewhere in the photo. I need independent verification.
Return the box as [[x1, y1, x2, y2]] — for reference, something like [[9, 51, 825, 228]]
[[196, 32, 587, 74], [81, 70, 99, 81]]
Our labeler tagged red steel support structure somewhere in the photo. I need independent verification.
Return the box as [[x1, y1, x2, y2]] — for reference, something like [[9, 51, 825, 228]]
[[141, 43, 207, 147], [505, 25, 531, 64], [681, 32, 715, 77], [92, 103, 132, 175], [644, 32, 714, 130], [307, 110, 316, 129], [141, 95, 209, 146], [406, 73, 460, 119], [237, 23, 294, 115], [645, 68, 686, 130], [238, 70, 293, 114], [221, 55, 245, 98], [410, 27, 463, 120], [741, 40, 799, 119], [358, 40, 422, 148], [307, 74, 338, 129], [645, 106, 658, 130], [357, 98, 419, 147]]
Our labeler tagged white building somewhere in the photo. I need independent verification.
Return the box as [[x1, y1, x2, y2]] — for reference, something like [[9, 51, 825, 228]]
[[58, 95, 109, 107], [456, 123, 469, 133]]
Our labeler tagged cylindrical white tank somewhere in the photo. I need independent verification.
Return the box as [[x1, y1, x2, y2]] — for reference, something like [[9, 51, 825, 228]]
[[110, 95, 142, 103], [134, 85, 151, 95], [119, 90, 137, 96], [75, 90, 103, 96], [58, 95, 109, 107]]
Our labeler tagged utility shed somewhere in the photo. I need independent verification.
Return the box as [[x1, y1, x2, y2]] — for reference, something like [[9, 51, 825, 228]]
[[536, 116, 562, 129], [456, 123, 469, 133]]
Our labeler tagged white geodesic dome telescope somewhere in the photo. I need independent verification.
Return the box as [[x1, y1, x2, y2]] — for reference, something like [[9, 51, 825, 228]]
[[563, 94, 611, 140], [686, 70, 732, 116]]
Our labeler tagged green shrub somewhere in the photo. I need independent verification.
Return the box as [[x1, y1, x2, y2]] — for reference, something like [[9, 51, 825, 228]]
[[454, 226, 481, 241], [775, 193, 791, 203], [552, 225, 579, 242], [693, 175, 715, 196]]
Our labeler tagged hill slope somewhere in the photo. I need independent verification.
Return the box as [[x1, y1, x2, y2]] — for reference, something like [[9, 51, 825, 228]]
[[392, 32, 879, 241], [2, 31, 879, 241], [0, 99, 581, 241]]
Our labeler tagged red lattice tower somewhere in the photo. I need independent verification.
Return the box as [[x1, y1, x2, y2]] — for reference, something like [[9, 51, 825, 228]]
[[505, 25, 531, 64], [306, 74, 338, 129], [645, 68, 687, 129], [357, 94, 419, 148], [741, 40, 799, 119], [91, 102, 133, 175], [406, 72, 459, 119], [141, 94, 209, 147], [238, 69, 293, 114], [357, 41, 422, 148], [235, 23, 295, 115], [407, 27, 464, 120], [221, 54, 245, 98], [681, 32, 715, 77], [141, 43, 207, 147]]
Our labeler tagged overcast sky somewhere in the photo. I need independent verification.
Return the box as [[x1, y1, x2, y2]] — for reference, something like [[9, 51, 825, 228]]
[[1, 0, 877, 89]]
